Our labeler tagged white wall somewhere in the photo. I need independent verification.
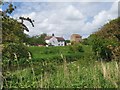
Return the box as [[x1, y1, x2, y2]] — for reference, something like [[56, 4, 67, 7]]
[[45, 40, 50, 44], [45, 37, 65, 46], [50, 37, 59, 46], [58, 41, 65, 46], [45, 37, 58, 46]]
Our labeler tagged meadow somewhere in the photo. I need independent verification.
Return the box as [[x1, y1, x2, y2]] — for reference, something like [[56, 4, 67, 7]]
[[2, 45, 120, 88]]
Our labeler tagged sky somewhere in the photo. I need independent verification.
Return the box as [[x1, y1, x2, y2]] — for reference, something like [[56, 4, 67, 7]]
[[2, 0, 119, 39]]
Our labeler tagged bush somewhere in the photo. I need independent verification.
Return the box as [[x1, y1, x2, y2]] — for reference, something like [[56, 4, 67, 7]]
[[69, 44, 84, 53], [2, 43, 30, 60], [89, 34, 119, 61]]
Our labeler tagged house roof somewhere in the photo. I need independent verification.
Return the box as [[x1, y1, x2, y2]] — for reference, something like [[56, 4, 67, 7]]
[[56, 37, 65, 41], [45, 36, 65, 41], [45, 36, 52, 40]]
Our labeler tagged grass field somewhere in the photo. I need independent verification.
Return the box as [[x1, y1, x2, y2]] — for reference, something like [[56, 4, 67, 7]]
[[2, 45, 120, 88]]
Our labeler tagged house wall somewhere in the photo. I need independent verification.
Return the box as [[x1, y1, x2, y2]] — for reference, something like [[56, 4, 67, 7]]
[[45, 40, 50, 44], [58, 41, 65, 46], [45, 37, 65, 46], [70, 36, 82, 43], [70, 34, 82, 43], [45, 37, 58, 46]]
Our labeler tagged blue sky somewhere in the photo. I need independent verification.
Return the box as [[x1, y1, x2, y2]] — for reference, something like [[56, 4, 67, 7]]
[[2, 1, 119, 39]]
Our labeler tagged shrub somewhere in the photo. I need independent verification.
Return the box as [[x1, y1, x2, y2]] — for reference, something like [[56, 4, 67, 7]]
[[89, 34, 119, 61], [69, 44, 84, 53], [2, 43, 30, 60]]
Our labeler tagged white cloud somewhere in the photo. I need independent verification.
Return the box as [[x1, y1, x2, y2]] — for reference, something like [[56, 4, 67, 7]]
[[82, 0, 118, 35], [65, 5, 84, 21], [0, 8, 2, 11], [13, 1, 118, 39]]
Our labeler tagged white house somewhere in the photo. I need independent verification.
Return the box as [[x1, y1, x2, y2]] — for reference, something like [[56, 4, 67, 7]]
[[45, 34, 65, 46]]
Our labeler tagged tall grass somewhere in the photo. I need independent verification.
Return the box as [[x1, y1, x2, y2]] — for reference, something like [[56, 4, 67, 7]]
[[3, 58, 119, 88], [2, 45, 119, 88]]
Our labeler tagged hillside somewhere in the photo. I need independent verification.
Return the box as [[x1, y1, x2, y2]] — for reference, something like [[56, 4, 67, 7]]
[[88, 17, 120, 61], [94, 17, 120, 41]]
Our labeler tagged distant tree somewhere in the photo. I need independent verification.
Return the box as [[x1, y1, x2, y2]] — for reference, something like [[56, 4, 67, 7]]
[[27, 33, 47, 45], [65, 40, 70, 43]]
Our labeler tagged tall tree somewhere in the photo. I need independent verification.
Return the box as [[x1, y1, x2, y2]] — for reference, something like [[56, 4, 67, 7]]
[[2, 2, 34, 60]]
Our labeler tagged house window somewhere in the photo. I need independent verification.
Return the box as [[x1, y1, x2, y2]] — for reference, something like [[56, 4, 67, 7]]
[[58, 44, 60, 46], [53, 41, 55, 43]]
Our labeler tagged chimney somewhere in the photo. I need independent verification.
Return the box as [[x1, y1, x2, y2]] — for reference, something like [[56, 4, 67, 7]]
[[52, 33, 54, 36]]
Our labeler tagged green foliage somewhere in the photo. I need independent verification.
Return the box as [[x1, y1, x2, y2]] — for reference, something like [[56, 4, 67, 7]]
[[65, 40, 70, 44], [2, 16, 30, 61], [87, 17, 120, 61], [28, 46, 84, 63], [2, 17, 24, 43], [2, 3, 34, 62], [26, 33, 47, 45], [3, 58, 119, 88], [2, 44, 119, 88], [89, 35, 111, 61], [69, 44, 84, 53], [2, 43, 29, 60], [2, 45, 85, 70], [81, 38, 89, 45], [95, 17, 120, 41]]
